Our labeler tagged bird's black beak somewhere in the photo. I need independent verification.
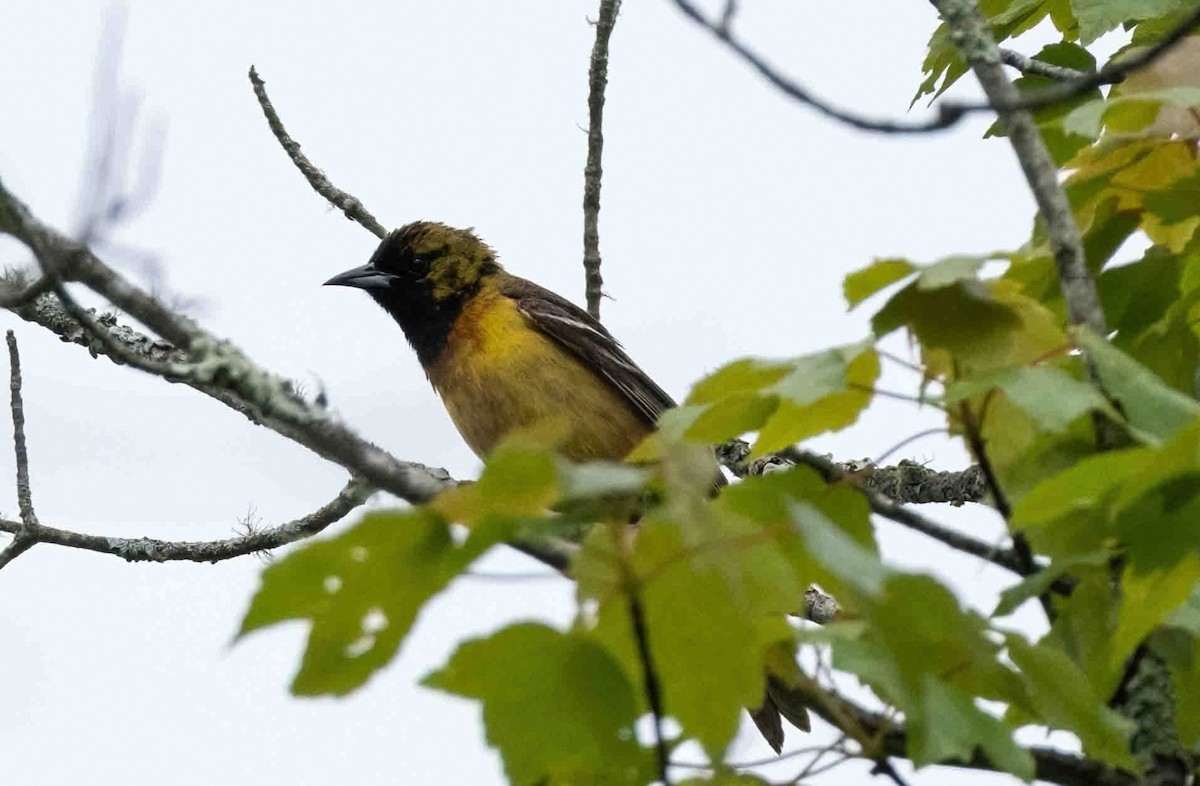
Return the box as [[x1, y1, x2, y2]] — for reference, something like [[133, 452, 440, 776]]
[[323, 264, 397, 291]]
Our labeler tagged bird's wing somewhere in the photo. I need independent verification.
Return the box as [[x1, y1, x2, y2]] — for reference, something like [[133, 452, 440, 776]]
[[500, 275, 677, 427]]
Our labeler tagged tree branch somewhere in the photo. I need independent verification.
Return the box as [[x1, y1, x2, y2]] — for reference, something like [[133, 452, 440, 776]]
[[248, 67, 387, 239], [669, 0, 966, 134], [791, 671, 1135, 786], [0, 478, 371, 563], [582, 0, 621, 320], [930, 0, 1107, 338], [671, 0, 1200, 135], [718, 440, 1028, 576], [0, 331, 38, 569], [0, 275, 53, 309], [999, 48, 1089, 81], [629, 590, 670, 784], [718, 441, 985, 506], [0, 183, 575, 574]]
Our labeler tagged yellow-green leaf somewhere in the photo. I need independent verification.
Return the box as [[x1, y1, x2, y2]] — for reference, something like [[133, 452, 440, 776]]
[[844, 258, 915, 308], [423, 623, 649, 786], [238, 508, 499, 695]]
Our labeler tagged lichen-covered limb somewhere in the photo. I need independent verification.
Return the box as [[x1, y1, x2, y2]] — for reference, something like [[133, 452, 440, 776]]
[[718, 440, 1025, 576], [0, 479, 371, 563], [0, 178, 575, 573]]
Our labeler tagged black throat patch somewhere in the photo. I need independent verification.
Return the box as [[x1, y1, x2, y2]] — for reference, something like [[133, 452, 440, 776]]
[[369, 281, 471, 368]]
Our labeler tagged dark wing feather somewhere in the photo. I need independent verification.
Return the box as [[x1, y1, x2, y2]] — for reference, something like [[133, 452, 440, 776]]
[[500, 275, 676, 427]]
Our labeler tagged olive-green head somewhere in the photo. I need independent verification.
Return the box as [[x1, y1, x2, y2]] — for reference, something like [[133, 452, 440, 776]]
[[324, 221, 503, 365]]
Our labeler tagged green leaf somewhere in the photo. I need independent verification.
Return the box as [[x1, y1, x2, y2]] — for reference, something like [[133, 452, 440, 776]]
[[684, 392, 780, 444], [423, 623, 649, 786], [1145, 171, 1200, 226], [997, 43, 1100, 164], [631, 520, 787, 760], [721, 466, 875, 550], [914, 0, 1053, 105], [789, 501, 887, 598], [865, 574, 1019, 705], [558, 460, 651, 502], [844, 258, 915, 308], [686, 360, 790, 406], [1111, 554, 1200, 672], [1063, 87, 1200, 137], [720, 465, 875, 601], [1167, 582, 1200, 633], [911, 678, 1035, 780], [1073, 327, 1200, 440], [682, 343, 878, 451], [1012, 449, 1149, 529], [1072, 0, 1194, 44], [577, 502, 803, 762], [874, 273, 1021, 363], [1111, 423, 1200, 570], [1049, 566, 1124, 693], [944, 366, 1117, 432], [753, 346, 879, 454], [1152, 627, 1200, 747], [1006, 635, 1136, 769], [915, 255, 988, 288], [912, 22, 967, 106], [239, 508, 499, 695], [434, 446, 560, 525], [1103, 99, 1163, 133], [993, 551, 1111, 617], [1100, 245, 1185, 339], [1031, 40, 1097, 72]]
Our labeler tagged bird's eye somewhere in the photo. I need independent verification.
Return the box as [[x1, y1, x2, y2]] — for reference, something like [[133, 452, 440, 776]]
[[411, 256, 432, 277]]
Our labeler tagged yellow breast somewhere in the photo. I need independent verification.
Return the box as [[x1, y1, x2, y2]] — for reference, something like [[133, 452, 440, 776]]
[[424, 288, 651, 461]]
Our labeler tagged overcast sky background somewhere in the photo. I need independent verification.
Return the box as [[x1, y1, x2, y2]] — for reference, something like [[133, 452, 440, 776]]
[[0, 2, 1090, 784]]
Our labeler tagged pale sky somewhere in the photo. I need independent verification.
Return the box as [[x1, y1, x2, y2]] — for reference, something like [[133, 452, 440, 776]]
[[1, 2, 1069, 784]]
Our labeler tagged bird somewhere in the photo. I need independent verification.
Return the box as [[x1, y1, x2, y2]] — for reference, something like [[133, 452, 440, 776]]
[[323, 221, 678, 463], [324, 221, 805, 750]]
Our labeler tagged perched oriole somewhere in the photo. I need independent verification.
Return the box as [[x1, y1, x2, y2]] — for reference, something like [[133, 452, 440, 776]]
[[325, 221, 803, 750], [324, 221, 677, 463]]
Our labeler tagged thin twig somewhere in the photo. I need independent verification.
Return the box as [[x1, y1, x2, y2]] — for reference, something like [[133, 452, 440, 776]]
[[872, 427, 948, 465], [671, 0, 1200, 134], [670, 0, 965, 134], [719, 0, 738, 33], [0, 277, 53, 309], [630, 589, 670, 784], [877, 349, 927, 375], [7, 331, 34, 529], [459, 569, 562, 581], [792, 749, 853, 783], [672, 743, 832, 772], [789, 670, 1134, 786], [999, 48, 1090, 81], [958, 403, 1012, 520], [872, 758, 912, 786], [996, 7, 1200, 112], [786, 447, 1027, 575], [716, 441, 1020, 572], [583, 0, 621, 320], [0, 331, 38, 569], [248, 67, 386, 239], [0, 479, 371, 563]]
